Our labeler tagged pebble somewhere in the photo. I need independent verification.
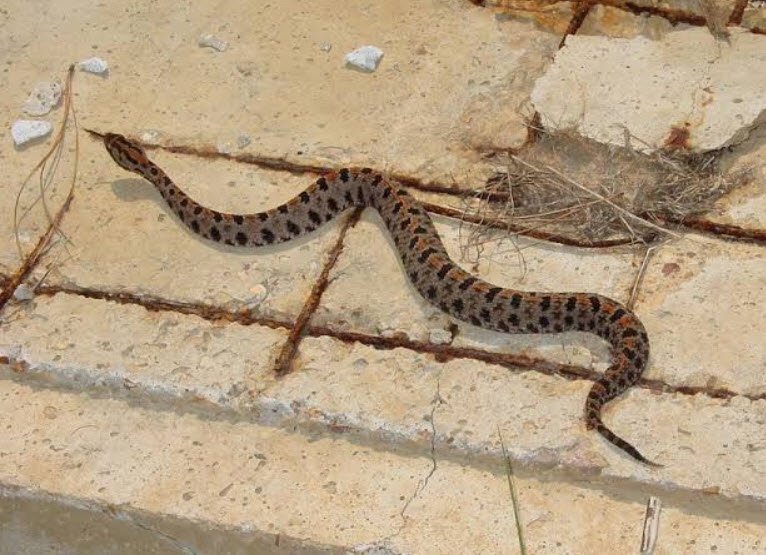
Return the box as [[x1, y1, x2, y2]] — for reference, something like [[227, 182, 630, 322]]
[[11, 120, 53, 147], [236, 134, 252, 148], [429, 328, 452, 345], [139, 129, 162, 143], [13, 284, 35, 302], [78, 57, 109, 75], [22, 81, 61, 116], [198, 34, 228, 52], [344, 46, 384, 72]]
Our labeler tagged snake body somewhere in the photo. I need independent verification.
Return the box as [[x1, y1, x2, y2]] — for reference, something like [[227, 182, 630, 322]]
[[100, 132, 658, 466]]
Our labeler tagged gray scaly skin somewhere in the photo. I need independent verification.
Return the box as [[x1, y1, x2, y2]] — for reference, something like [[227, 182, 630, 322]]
[[100, 132, 660, 466]]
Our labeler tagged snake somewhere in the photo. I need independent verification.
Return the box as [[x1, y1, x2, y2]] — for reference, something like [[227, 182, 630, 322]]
[[95, 131, 659, 467]]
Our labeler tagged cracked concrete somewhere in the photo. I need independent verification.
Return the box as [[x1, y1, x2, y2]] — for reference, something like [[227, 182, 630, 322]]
[[2, 0, 766, 552], [395, 372, 442, 536], [532, 27, 766, 153]]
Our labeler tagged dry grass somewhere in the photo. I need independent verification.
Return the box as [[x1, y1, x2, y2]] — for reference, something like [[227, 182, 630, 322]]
[[458, 130, 752, 256]]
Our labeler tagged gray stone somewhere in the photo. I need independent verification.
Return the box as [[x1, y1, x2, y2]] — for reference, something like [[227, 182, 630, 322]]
[[11, 119, 52, 146], [344, 46, 383, 72], [78, 56, 109, 75]]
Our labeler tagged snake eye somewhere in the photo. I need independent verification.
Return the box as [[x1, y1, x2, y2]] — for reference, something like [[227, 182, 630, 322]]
[[104, 133, 148, 171]]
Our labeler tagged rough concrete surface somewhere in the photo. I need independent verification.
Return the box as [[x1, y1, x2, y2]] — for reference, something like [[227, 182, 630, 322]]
[[532, 27, 766, 153], [2, 0, 766, 553]]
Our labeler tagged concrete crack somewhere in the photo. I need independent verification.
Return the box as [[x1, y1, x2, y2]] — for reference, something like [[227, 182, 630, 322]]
[[387, 372, 444, 542]]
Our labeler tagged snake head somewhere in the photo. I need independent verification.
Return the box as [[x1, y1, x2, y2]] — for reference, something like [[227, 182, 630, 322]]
[[103, 133, 150, 174]]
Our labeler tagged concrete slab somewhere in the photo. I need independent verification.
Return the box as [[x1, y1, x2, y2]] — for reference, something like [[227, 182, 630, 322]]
[[2, 294, 764, 506], [3, 0, 766, 551], [106, 0, 548, 186], [637, 234, 766, 396], [532, 27, 766, 153], [275, 337, 766, 503], [0, 292, 285, 409], [0, 380, 424, 552], [1, 378, 764, 554], [0, 1, 227, 273]]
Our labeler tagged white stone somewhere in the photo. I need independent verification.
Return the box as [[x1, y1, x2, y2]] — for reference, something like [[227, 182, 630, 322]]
[[216, 141, 233, 154], [344, 46, 383, 72], [198, 34, 228, 52], [236, 133, 251, 148], [428, 328, 452, 345], [12, 284, 34, 301], [22, 81, 61, 116], [78, 56, 109, 74], [531, 28, 766, 153], [11, 120, 52, 146], [216, 133, 251, 154], [138, 128, 162, 143]]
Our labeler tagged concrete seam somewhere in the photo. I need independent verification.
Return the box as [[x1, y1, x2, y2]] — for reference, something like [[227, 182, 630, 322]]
[[12, 284, 764, 403]]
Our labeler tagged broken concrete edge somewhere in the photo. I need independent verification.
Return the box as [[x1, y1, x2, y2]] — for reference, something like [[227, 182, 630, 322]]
[[0, 483, 346, 554], [534, 28, 766, 156], [474, 0, 760, 32], [2, 353, 763, 514]]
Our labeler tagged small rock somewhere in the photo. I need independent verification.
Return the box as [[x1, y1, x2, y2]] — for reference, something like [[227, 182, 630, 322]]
[[319, 41, 332, 53], [344, 45, 383, 72], [236, 134, 251, 148], [217, 133, 253, 153], [139, 129, 162, 143], [11, 120, 52, 146], [429, 328, 452, 345], [13, 284, 34, 301], [198, 34, 228, 52], [22, 81, 62, 116], [217, 141, 233, 155], [78, 57, 109, 75]]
